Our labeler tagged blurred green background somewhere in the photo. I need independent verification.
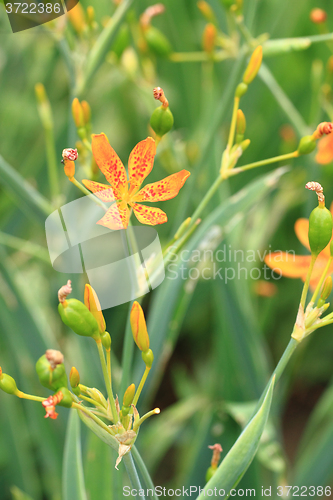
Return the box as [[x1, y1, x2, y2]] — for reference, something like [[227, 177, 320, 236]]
[[1, 0, 333, 498]]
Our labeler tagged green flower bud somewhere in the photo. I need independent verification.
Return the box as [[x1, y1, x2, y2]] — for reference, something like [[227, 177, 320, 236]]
[[297, 135, 316, 155], [144, 26, 172, 57], [0, 368, 18, 395], [36, 354, 68, 392], [308, 206, 333, 256], [123, 383, 135, 408], [235, 82, 248, 98], [101, 331, 111, 350], [150, 106, 174, 138], [318, 276, 333, 307], [142, 349, 154, 368], [58, 299, 100, 340], [69, 367, 80, 388]]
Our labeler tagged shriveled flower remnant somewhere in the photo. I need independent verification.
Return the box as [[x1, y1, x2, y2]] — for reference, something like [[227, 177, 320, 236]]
[[82, 134, 190, 230]]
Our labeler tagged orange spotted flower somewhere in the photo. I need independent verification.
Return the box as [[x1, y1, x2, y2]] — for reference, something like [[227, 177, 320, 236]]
[[82, 134, 190, 230], [265, 204, 333, 290]]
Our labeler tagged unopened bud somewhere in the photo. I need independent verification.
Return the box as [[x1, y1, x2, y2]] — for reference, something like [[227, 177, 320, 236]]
[[235, 82, 248, 98], [81, 100, 91, 125], [310, 8, 327, 24], [0, 368, 18, 395], [239, 138, 250, 152], [202, 23, 216, 54], [62, 150, 78, 180], [35, 83, 47, 104], [318, 276, 333, 307], [306, 182, 333, 256], [86, 6, 95, 26], [140, 3, 165, 29], [243, 46, 263, 85], [58, 298, 100, 340], [101, 331, 111, 350], [72, 98, 85, 128], [130, 302, 150, 352], [69, 367, 80, 388], [123, 384, 135, 407], [197, 1, 216, 22], [142, 348, 154, 368], [84, 284, 106, 334], [67, 3, 86, 34], [236, 109, 246, 135], [144, 26, 172, 57]]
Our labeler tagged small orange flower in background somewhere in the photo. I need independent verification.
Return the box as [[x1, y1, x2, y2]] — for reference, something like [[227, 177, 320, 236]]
[[316, 133, 333, 164], [83, 134, 190, 230], [265, 204, 333, 290]]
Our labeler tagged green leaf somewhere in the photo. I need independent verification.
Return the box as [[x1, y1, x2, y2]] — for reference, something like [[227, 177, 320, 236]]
[[293, 384, 333, 486], [196, 376, 275, 499], [84, 431, 115, 500], [0, 155, 53, 221], [62, 411, 88, 500]]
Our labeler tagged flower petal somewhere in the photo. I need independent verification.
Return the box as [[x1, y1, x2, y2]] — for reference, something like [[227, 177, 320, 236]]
[[264, 252, 312, 279], [315, 133, 333, 165], [92, 134, 128, 198], [128, 137, 156, 193], [97, 201, 130, 230], [82, 180, 116, 202], [294, 218, 310, 251], [131, 203, 167, 226], [132, 170, 191, 202]]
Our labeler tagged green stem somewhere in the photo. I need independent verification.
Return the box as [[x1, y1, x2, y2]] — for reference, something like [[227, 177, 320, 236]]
[[72, 402, 114, 435], [169, 51, 231, 63], [256, 338, 298, 411], [133, 408, 159, 432], [132, 366, 150, 407], [120, 299, 139, 400], [106, 349, 111, 385], [227, 97, 240, 150], [17, 391, 45, 402], [123, 453, 145, 496], [132, 446, 158, 500], [311, 256, 333, 304], [227, 151, 298, 177], [77, 0, 134, 96], [300, 254, 317, 309], [96, 341, 118, 422], [79, 394, 106, 409]]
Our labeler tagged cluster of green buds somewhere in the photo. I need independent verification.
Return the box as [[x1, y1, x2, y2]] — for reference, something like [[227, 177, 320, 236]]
[[0, 281, 160, 469], [72, 97, 92, 140], [292, 182, 333, 342], [150, 87, 174, 143]]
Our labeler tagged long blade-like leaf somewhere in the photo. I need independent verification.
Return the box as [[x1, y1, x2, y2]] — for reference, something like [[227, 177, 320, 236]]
[[62, 411, 88, 500], [196, 376, 275, 499]]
